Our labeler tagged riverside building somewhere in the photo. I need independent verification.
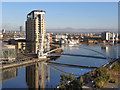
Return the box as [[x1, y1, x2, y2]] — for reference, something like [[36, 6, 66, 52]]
[[26, 10, 46, 56], [101, 31, 118, 43]]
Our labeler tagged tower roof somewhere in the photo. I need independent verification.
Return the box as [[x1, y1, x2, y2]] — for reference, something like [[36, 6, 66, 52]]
[[28, 10, 46, 15]]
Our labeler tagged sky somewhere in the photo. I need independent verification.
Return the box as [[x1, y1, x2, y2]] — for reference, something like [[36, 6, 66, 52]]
[[2, 2, 118, 33]]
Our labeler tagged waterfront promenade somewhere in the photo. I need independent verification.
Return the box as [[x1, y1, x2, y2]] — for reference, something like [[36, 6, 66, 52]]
[[1, 47, 62, 70], [1, 58, 50, 70]]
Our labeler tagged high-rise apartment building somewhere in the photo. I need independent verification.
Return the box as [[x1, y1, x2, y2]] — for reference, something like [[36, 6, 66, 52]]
[[26, 10, 46, 54]]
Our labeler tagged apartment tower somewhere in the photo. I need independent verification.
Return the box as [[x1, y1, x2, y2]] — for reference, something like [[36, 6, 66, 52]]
[[26, 10, 46, 54]]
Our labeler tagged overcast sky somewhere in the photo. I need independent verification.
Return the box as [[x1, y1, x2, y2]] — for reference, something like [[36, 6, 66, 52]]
[[2, 2, 118, 33]]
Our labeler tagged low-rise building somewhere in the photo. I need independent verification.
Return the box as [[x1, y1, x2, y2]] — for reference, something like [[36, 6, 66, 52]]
[[101, 31, 118, 43], [1, 44, 17, 61], [101, 31, 113, 41]]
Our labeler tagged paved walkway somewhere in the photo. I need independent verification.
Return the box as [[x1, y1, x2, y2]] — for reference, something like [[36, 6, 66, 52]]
[[103, 83, 118, 88], [1, 57, 50, 70]]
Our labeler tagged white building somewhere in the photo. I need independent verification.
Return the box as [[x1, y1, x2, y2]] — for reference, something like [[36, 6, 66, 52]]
[[101, 31, 118, 43], [55, 34, 68, 39], [101, 31, 113, 41], [2, 29, 5, 34]]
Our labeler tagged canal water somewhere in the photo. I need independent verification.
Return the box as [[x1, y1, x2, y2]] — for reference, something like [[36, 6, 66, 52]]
[[2, 44, 120, 88]]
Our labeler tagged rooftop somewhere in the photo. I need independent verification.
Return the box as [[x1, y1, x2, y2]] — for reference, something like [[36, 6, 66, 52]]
[[28, 10, 46, 15]]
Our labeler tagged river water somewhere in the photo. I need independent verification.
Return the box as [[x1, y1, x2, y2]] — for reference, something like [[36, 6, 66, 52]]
[[2, 43, 120, 88]]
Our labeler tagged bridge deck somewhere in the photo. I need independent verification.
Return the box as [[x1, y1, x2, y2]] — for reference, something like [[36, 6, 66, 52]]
[[48, 53, 108, 59], [47, 62, 97, 69]]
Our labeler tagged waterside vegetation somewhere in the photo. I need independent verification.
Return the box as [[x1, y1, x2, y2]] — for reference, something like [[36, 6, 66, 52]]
[[58, 58, 120, 89]]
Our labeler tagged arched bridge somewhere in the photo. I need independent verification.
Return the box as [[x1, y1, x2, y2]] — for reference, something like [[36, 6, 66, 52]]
[[43, 48, 62, 56], [43, 48, 112, 60]]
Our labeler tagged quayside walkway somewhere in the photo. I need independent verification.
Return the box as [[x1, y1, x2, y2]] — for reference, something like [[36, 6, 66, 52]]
[[47, 62, 97, 69], [1, 58, 50, 70], [0, 48, 62, 70]]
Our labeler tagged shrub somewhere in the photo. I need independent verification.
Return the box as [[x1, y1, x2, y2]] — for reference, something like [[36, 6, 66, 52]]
[[95, 80, 104, 88], [95, 67, 110, 80], [80, 76, 83, 84]]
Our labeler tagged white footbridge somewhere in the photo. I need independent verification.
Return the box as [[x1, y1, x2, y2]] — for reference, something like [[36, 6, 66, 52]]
[[43, 48, 62, 56]]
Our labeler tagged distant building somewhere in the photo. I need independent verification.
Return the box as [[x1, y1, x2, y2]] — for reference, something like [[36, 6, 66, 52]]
[[20, 26, 23, 34], [101, 31, 113, 41], [101, 31, 118, 43], [2, 29, 5, 34], [26, 10, 46, 54], [55, 34, 68, 39]]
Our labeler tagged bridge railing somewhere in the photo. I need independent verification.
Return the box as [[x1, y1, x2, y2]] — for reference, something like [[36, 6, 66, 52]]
[[43, 48, 62, 56]]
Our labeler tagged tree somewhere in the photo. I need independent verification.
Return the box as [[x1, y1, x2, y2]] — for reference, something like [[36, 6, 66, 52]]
[[84, 74, 88, 83], [59, 73, 82, 89], [60, 74, 68, 85], [80, 76, 83, 85], [69, 73, 73, 81]]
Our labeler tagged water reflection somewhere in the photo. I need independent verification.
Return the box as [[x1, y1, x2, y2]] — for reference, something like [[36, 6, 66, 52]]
[[50, 65, 93, 76], [101, 44, 118, 59], [2, 68, 18, 83], [26, 62, 50, 88], [61, 45, 80, 50]]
